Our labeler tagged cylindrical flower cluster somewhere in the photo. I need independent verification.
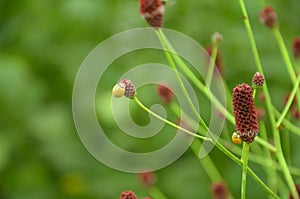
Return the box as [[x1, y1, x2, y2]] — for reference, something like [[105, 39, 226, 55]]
[[252, 72, 264, 88], [232, 83, 258, 143], [139, 0, 164, 28]]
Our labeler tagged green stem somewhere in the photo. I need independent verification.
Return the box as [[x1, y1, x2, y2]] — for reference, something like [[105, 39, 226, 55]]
[[157, 28, 235, 125], [148, 186, 168, 199], [191, 140, 223, 182], [241, 142, 250, 199], [155, 29, 207, 130], [276, 73, 300, 128], [274, 107, 300, 136], [206, 42, 218, 88], [237, 0, 298, 197], [133, 97, 211, 141], [273, 28, 297, 83]]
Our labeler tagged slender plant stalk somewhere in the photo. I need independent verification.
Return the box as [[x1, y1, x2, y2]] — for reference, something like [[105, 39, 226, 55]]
[[236, 0, 298, 197], [276, 73, 300, 127], [259, 122, 278, 197], [241, 142, 250, 199], [274, 107, 300, 136], [148, 186, 168, 199], [206, 42, 218, 88], [134, 97, 211, 141]]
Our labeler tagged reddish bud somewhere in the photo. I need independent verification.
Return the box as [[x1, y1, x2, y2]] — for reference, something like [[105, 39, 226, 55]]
[[258, 92, 265, 102], [252, 72, 264, 88], [139, 0, 164, 28], [289, 184, 300, 199], [157, 84, 174, 104], [211, 32, 223, 44], [292, 37, 300, 59], [255, 107, 265, 120], [232, 83, 258, 143], [138, 171, 157, 187], [260, 6, 278, 28], [283, 92, 297, 108], [291, 108, 300, 120], [211, 182, 228, 199], [205, 45, 224, 75], [120, 190, 137, 199]]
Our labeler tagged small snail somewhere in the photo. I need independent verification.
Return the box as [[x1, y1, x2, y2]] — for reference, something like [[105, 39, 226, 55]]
[[112, 82, 125, 98], [231, 132, 242, 145]]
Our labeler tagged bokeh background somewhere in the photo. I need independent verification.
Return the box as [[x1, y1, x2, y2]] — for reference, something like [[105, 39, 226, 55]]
[[1, 0, 300, 198]]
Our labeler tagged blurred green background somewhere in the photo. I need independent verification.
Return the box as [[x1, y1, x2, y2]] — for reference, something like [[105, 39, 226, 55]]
[[0, 0, 300, 198]]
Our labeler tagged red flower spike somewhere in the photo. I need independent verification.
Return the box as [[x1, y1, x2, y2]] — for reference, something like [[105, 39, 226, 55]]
[[211, 182, 228, 199], [157, 84, 174, 105], [120, 190, 137, 199], [252, 72, 264, 88], [232, 83, 258, 143], [138, 171, 157, 187], [292, 37, 300, 59], [260, 6, 278, 28], [289, 184, 300, 199], [139, 0, 164, 28]]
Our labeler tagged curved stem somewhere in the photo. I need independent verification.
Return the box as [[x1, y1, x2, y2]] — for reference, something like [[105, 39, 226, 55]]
[[134, 97, 211, 141]]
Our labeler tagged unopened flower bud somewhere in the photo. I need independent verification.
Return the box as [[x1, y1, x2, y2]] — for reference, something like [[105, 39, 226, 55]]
[[138, 171, 157, 187], [120, 190, 137, 199], [211, 182, 228, 199], [232, 83, 258, 143], [157, 84, 174, 104], [139, 0, 164, 28], [292, 37, 300, 59], [260, 6, 278, 28], [252, 72, 265, 88], [211, 32, 223, 45]]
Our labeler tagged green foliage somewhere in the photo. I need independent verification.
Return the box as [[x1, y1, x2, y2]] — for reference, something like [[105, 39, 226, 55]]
[[0, 0, 299, 198]]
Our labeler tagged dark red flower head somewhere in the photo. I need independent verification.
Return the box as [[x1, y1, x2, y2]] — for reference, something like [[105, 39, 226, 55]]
[[120, 190, 137, 199], [232, 83, 258, 143], [252, 72, 264, 88], [138, 171, 157, 187], [292, 37, 300, 59], [211, 182, 228, 199], [157, 84, 174, 104], [260, 6, 278, 28], [139, 0, 164, 28]]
